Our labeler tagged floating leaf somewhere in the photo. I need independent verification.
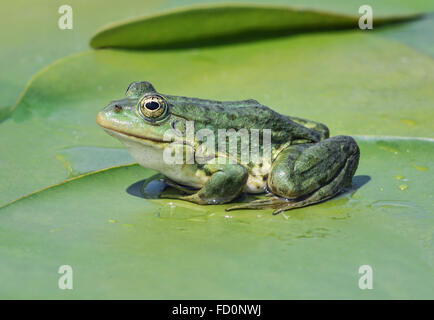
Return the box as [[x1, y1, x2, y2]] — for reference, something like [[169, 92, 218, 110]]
[[0, 0, 167, 116], [2, 0, 433, 116], [1, 137, 433, 299], [90, 3, 419, 50], [2, 30, 434, 207], [377, 14, 434, 57], [2, 0, 434, 300]]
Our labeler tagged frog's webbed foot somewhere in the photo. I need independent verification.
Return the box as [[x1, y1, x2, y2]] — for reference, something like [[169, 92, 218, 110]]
[[159, 188, 208, 204], [225, 196, 292, 215], [226, 156, 354, 215], [228, 135, 360, 215], [225, 195, 319, 215]]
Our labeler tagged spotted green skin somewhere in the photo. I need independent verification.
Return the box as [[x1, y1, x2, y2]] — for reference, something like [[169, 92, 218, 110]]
[[96, 81, 360, 213]]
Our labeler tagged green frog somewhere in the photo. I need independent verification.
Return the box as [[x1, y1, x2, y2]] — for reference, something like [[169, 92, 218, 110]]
[[96, 81, 359, 214]]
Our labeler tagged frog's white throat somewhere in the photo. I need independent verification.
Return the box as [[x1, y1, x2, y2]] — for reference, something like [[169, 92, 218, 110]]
[[103, 128, 167, 170], [103, 128, 206, 188]]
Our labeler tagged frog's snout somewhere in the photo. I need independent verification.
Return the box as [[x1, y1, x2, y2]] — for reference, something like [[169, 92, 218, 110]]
[[96, 105, 113, 127], [96, 110, 105, 126], [97, 101, 136, 130]]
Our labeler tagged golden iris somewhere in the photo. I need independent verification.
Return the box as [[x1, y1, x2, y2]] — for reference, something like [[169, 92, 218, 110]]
[[138, 95, 167, 119]]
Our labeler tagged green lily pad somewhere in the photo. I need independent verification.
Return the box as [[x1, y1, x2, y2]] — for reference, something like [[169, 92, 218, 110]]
[[1, 137, 432, 299], [0, 0, 168, 119], [2, 1, 432, 118], [90, 3, 418, 50], [377, 13, 434, 57], [2, 0, 434, 301], [2, 29, 434, 207]]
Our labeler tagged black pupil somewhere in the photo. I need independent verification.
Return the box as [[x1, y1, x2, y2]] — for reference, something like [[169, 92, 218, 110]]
[[145, 101, 160, 110]]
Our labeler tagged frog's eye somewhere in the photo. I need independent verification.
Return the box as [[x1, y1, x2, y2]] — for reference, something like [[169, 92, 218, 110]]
[[138, 94, 167, 120]]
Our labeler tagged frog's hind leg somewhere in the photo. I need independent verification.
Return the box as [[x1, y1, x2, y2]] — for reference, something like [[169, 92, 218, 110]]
[[268, 135, 360, 214], [228, 136, 360, 214], [288, 116, 330, 140], [271, 153, 358, 214]]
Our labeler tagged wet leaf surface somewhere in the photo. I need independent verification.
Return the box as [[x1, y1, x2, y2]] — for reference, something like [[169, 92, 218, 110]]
[[1, 1, 434, 299], [2, 31, 433, 206], [1, 137, 432, 298]]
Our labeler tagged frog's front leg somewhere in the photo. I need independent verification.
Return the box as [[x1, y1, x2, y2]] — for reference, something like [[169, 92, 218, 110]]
[[227, 135, 360, 214], [160, 162, 248, 205]]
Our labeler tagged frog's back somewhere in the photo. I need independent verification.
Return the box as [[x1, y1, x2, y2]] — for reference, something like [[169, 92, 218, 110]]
[[168, 95, 327, 144]]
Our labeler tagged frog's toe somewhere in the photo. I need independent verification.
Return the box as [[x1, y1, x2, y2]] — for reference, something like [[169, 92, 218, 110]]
[[271, 201, 315, 215], [225, 196, 290, 211], [159, 192, 210, 204]]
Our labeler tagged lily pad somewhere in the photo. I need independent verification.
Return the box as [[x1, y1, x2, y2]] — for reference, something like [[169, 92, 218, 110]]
[[2, 29, 434, 207], [377, 13, 434, 57], [2, 0, 433, 118], [0, 137, 432, 299], [0, 0, 167, 119], [90, 3, 418, 50], [2, 0, 434, 301]]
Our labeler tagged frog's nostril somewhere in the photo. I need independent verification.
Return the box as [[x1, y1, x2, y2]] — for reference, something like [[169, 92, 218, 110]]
[[113, 105, 123, 113]]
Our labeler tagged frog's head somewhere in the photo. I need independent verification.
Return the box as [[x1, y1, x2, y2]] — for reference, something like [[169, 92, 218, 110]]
[[96, 81, 186, 149]]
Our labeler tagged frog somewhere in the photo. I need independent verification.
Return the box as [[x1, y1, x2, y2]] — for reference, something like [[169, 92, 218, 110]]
[[96, 81, 360, 214]]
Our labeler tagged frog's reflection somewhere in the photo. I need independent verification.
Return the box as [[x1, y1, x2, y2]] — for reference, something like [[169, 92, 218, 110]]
[[126, 174, 166, 199]]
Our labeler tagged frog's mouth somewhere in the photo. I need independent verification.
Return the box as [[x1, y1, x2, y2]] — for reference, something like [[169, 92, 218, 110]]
[[100, 126, 170, 147]]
